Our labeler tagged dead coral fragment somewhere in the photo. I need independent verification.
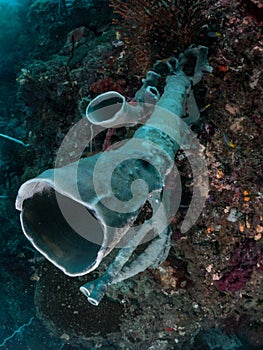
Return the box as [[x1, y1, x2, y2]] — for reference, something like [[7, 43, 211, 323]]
[[151, 261, 179, 291]]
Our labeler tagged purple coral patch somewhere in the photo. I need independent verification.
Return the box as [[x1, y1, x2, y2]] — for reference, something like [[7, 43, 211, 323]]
[[216, 240, 263, 292]]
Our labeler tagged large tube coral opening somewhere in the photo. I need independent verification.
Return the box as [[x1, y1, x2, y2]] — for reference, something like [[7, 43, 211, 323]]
[[21, 188, 104, 276], [86, 91, 124, 125]]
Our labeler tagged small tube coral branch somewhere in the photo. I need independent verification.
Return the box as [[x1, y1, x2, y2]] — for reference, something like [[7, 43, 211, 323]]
[[0, 133, 30, 147]]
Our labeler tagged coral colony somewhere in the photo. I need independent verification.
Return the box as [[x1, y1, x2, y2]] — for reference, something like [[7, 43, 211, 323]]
[[16, 45, 212, 305]]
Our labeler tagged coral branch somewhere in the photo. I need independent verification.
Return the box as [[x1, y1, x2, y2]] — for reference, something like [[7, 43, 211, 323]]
[[110, 0, 209, 74], [0, 133, 30, 147], [0, 317, 34, 348]]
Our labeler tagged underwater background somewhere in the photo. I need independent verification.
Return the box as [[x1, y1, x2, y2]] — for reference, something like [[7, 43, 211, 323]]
[[0, 1, 262, 349]]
